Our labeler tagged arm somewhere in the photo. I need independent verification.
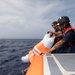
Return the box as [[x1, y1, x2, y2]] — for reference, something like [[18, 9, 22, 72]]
[[48, 30, 58, 35], [48, 30, 63, 37], [55, 31, 64, 37], [49, 40, 65, 53]]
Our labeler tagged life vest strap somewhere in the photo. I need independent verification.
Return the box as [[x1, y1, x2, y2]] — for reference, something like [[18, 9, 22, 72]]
[[33, 47, 43, 55]]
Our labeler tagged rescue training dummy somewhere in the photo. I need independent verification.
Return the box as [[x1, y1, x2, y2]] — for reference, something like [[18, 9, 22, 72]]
[[21, 32, 55, 63]]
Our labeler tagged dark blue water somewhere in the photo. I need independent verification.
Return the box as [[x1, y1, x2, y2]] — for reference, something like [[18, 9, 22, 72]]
[[0, 39, 41, 75]]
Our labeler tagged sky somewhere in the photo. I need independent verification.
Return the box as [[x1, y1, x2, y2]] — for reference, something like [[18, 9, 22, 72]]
[[0, 0, 75, 39]]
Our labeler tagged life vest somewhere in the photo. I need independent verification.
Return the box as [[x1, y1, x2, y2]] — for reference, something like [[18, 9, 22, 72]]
[[34, 42, 50, 54], [64, 26, 73, 34], [28, 33, 55, 63], [28, 50, 34, 63]]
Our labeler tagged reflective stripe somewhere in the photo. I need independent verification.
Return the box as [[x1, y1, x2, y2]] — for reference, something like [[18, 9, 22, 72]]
[[33, 49, 39, 55], [29, 53, 34, 59], [34, 47, 42, 54], [32, 47, 42, 55]]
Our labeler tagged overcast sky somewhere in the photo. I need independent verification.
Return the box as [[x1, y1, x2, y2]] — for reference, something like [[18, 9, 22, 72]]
[[0, 0, 75, 39]]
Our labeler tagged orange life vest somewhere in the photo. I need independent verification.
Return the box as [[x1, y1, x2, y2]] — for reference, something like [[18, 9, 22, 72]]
[[28, 41, 50, 63], [28, 50, 34, 63], [28, 33, 55, 63], [64, 26, 74, 34], [34, 42, 50, 54]]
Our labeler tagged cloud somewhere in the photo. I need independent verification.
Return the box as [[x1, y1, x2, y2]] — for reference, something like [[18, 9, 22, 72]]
[[0, 0, 75, 39]]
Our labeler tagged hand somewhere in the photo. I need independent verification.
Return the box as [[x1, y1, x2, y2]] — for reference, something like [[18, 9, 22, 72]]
[[48, 49, 52, 54], [48, 30, 54, 33]]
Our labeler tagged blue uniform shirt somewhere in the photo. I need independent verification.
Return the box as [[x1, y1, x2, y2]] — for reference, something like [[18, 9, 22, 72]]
[[62, 29, 75, 53]]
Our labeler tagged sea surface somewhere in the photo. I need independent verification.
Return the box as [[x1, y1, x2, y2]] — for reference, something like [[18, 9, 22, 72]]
[[0, 39, 41, 75]]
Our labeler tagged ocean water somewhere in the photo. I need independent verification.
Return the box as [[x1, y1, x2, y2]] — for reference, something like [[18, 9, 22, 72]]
[[0, 39, 41, 75]]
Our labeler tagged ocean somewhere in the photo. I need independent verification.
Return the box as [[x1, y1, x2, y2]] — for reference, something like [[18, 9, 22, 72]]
[[0, 39, 41, 75]]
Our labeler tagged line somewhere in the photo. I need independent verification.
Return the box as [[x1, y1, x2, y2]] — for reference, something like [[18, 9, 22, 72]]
[[52, 54, 75, 75], [43, 54, 51, 75], [46, 56, 52, 57], [51, 54, 69, 75], [68, 71, 75, 74]]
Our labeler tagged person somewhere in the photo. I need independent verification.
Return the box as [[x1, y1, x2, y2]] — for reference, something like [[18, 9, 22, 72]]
[[49, 21, 63, 53], [50, 21, 63, 42], [21, 32, 55, 63], [49, 16, 75, 53]]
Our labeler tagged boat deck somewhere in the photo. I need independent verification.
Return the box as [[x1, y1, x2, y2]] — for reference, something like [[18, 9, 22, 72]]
[[44, 54, 75, 75]]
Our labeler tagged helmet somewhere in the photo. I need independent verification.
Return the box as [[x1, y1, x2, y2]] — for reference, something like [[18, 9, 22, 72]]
[[51, 21, 57, 26], [57, 16, 70, 25], [62, 16, 70, 22]]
